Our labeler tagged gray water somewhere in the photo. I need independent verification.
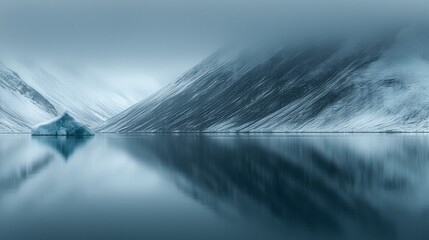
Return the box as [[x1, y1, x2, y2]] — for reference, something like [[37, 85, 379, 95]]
[[0, 134, 428, 240]]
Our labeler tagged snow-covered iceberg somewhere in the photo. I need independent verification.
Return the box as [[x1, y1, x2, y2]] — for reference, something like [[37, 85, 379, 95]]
[[31, 112, 95, 136]]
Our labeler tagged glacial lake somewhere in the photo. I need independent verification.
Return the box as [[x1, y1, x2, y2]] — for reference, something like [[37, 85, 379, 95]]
[[0, 134, 428, 240]]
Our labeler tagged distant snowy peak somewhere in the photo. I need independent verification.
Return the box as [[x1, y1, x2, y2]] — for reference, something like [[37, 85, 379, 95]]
[[98, 25, 429, 132]]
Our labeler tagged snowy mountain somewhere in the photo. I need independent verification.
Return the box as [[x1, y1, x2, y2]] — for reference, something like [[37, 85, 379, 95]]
[[4, 63, 142, 128], [1, 62, 142, 133], [0, 64, 57, 132], [98, 26, 429, 132]]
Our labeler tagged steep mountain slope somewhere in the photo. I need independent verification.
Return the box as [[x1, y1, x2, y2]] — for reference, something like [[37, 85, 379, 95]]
[[99, 26, 429, 132], [97, 47, 276, 132], [0, 64, 57, 132], [5, 63, 142, 127]]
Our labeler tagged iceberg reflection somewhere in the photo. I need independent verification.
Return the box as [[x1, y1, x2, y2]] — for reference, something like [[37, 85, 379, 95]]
[[32, 136, 93, 160]]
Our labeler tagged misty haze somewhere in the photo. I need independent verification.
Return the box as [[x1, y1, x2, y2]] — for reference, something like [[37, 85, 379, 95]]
[[1, 1, 429, 240]]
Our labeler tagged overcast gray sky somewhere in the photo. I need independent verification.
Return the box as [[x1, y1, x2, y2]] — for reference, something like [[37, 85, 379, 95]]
[[1, 0, 428, 97]]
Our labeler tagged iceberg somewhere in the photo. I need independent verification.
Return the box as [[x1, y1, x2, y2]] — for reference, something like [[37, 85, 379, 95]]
[[31, 112, 95, 136]]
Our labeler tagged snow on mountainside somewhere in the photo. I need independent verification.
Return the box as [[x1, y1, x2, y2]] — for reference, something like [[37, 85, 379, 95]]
[[4, 63, 142, 128], [0, 64, 58, 132], [98, 26, 429, 132]]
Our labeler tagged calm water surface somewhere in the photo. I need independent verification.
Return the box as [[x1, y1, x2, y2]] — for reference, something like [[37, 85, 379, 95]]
[[0, 134, 428, 240]]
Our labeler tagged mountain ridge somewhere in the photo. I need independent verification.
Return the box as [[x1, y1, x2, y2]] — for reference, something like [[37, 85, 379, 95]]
[[0, 63, 58, 132], [98, 28, 429, 132]]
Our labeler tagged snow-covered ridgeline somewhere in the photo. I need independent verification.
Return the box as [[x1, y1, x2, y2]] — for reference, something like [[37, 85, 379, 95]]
[[0, 64, 58, 132], [98, 26, 429, 132]]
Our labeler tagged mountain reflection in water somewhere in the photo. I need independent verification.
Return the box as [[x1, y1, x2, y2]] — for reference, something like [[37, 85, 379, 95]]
[[0, 134, 428, 240]]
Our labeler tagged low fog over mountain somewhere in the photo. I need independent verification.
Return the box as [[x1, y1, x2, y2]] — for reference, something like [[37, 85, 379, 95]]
[[98, 25, 429, 132]]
